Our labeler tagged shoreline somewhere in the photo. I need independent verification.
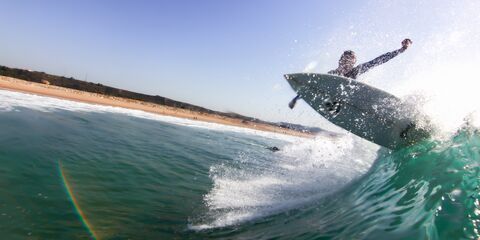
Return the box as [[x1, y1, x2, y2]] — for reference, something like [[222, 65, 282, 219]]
[[0, 76, 314, 138]]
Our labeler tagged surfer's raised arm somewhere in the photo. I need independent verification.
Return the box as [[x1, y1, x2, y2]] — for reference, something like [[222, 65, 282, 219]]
[[288, 39, 412, 109], [354, 39, 412, 76]]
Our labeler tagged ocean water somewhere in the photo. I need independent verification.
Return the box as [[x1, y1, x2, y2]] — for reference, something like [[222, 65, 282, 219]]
[[1, 89, 479, 239]]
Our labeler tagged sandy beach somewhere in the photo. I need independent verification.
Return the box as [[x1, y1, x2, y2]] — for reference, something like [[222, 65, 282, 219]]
[[0, 76, 313, 138]]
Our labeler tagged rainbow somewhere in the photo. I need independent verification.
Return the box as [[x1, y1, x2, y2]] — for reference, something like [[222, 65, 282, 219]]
[[58, 161, 99, 240]]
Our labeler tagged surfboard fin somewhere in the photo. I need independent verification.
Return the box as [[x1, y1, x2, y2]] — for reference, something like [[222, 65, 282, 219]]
[[288, 95, 300, 109]]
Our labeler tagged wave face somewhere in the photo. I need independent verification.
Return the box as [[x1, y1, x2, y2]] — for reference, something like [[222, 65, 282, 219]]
[[192, 129, 480, 239]]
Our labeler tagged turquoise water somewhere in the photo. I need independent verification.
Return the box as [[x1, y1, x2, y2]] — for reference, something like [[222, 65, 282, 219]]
[[1, 89, 480, 239]]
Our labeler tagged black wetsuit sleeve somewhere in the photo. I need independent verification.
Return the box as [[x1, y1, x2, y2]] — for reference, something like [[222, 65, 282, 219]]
[[355, 48, 404, 75]]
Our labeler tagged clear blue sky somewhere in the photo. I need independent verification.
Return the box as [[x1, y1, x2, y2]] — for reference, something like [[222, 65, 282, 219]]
[[1, 0, 479, 127]]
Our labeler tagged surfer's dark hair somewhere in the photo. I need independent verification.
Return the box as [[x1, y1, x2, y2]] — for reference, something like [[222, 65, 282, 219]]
[[342, 50, 356, 58], [339, 50, 356, 66]]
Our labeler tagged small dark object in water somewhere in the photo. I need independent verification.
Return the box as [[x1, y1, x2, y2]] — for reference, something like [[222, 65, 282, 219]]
[[267, 146, 280, 152]]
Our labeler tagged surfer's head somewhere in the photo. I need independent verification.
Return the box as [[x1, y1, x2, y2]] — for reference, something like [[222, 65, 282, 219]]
[[338, 50, 356, 71]]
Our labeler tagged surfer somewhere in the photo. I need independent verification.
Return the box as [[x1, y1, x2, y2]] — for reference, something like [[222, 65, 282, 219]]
[[266, 146, 280, 152], [289, 39, 412, 109]]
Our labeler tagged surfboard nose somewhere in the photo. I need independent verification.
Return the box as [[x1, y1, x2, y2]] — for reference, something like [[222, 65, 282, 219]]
[[284, 73, 304, 90]]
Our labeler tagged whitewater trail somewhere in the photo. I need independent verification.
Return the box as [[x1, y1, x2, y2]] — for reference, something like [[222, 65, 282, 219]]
[[191, 132, 380, 230]]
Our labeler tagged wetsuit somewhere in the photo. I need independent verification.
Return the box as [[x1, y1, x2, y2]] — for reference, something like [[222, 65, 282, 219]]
[[328, 48, 404, 79]]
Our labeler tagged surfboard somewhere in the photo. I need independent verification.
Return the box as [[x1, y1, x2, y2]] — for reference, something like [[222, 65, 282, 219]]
[[284, 73, 431, 150]]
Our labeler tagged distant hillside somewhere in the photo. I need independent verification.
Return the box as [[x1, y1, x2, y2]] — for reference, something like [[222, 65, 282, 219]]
[[277, 122, 323, 134], [0, 65, 218, 114], [0, 65, 321, 133]]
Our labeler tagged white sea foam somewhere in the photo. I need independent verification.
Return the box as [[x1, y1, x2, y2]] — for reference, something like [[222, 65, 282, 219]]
[[0, 89, 302, 142], [190, 133, 379, 230]]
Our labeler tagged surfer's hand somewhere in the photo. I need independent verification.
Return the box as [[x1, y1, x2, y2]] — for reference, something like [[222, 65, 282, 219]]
[[400, 39, 412, 52]]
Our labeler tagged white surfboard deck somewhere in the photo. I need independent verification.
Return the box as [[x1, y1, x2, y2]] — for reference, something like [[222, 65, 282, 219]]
[[285, 73, 430, 150]]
